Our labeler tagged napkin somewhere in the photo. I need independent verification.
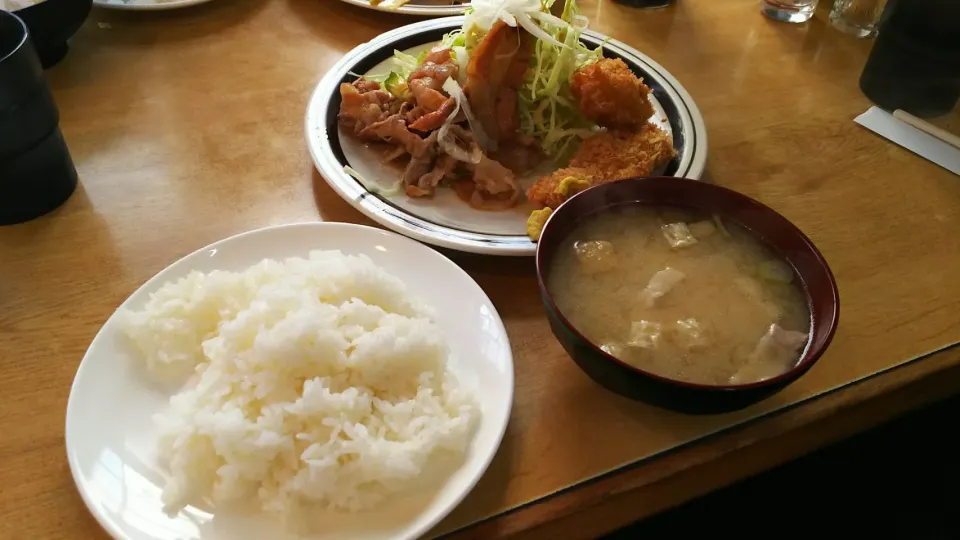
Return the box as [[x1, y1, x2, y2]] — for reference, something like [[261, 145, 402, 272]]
[[854, 106, 960, 176]]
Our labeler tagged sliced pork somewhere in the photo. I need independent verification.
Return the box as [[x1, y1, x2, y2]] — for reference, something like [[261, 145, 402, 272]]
[[416, 154, 458, 194], [464, 21, 533, 145], [358, 115, 422, 154], [409, 98, 457, 132], [403, 132, 439, 197], [338, 82, 395, 136], [409, 48, 458, 91]]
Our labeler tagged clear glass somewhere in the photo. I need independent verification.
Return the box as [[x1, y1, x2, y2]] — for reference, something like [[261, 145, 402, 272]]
[[761, 0, 819, 23], [830, 0, 887, 37]]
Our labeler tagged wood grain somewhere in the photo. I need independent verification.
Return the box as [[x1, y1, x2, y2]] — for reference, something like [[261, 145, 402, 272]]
[[1, 1, 958, 539]]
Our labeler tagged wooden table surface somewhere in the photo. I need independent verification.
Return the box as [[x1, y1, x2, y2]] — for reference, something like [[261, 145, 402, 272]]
[[2, 1, 960, 539]]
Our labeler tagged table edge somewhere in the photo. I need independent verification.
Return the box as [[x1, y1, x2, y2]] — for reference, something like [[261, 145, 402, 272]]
[[441, 341, 960, 539]]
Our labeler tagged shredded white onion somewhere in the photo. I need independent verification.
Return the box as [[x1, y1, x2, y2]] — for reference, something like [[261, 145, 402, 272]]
[[452, 46, 470, 85], [439, 128, 482, 164], [467, 0, 571, 49], [528, 10, 573, 31], [344, 165, 402, 197], [437, 82, 482, 164], [516, 13, 566, 49], [442, 77, 497, 153]]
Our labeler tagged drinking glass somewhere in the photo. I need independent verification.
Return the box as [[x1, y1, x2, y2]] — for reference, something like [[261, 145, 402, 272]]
[[761, 0, 819, 23], [830, 0, 887, 37]]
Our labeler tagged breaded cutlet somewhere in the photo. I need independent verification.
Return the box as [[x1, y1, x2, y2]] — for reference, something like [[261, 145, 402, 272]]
[[525, 124, 677, 209], [570, 58, 656, 130]]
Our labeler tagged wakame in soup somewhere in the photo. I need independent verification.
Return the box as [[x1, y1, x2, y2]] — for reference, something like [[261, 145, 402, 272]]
[[547, 205, 811, 386]]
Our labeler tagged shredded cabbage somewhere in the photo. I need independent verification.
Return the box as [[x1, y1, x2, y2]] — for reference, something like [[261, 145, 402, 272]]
[[361, 0, 603, 163], [447, 0, 601, 161], [359, 49, 428, 98], [392, 49, 426, 77], [518, 0, 603, 161], [467, 0, 567, 48], [344, 166, 403, 197]]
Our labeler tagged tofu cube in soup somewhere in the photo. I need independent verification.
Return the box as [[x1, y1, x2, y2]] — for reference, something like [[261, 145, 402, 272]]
[[673, 318, 708, 349], [661, 223, 698, 249], [548, 205, 810, 386], [641, 267, 686, 307], [600, 342, 626, 357], [729, 324, 809, 384], [574, 240, 617, 274], [687, 220, 716, 239], [628, 320, 662, 349]]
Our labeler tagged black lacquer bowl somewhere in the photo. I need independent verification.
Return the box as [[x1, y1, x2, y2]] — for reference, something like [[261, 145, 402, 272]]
[[535, 177, 840, 414]]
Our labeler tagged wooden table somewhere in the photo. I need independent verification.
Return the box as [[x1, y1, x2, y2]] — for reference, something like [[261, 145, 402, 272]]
[[2, 1, 959, 538]]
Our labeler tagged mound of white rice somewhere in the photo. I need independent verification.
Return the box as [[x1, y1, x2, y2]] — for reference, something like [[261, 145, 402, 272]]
[[121, 250, 479, 524]]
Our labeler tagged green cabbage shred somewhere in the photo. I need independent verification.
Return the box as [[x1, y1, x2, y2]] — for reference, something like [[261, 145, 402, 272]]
[[362, 0, 604, 162], [520, 0, 603, 162]]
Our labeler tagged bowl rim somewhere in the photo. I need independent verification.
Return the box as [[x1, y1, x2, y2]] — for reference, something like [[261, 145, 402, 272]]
[[0, 10, 29, 65], [534, 176, 840, 393]]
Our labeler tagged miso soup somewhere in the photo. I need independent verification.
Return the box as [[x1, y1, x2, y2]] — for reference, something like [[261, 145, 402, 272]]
[[547, 205, 810, 386]]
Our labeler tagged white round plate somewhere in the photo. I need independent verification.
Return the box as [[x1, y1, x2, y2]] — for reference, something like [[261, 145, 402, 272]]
[[93, 0, 215, 10], [339, 0, 467, 16], [65, 222, 514, 540], [305, 16, 708, 257]]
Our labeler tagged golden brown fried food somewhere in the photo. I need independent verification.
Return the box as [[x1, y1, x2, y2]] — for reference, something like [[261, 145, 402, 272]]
[[525, 167, 598, 210], [570, 58, 655, 130], [525, 124, 677, 210], [569, 124, 676, 177]]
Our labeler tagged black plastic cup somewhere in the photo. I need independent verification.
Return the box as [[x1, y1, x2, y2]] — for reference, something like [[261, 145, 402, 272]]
[[0, 10, 77, 225], [860, 0, 960, 118]]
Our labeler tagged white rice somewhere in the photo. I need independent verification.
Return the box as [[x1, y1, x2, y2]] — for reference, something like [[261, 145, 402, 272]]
[[121, 250, 478, 526]]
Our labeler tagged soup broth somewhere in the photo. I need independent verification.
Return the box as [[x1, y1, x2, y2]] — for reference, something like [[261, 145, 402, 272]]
[[548, 205, 810, 386]]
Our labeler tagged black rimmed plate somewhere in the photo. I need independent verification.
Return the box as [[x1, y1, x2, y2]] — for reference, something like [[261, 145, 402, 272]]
[[305, 16, 708, 256]]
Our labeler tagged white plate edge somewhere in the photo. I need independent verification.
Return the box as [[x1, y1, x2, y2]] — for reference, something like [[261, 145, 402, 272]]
[[64, 221, 516, 540], [339, 0, 467, 16], [92, 0, 216, 11]]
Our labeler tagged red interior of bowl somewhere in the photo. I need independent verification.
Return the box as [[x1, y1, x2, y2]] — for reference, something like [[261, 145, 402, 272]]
[[535, 177, 840, 391]]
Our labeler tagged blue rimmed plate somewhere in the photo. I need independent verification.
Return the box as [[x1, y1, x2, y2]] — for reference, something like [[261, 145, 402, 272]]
[[305, 16, 708, 256]]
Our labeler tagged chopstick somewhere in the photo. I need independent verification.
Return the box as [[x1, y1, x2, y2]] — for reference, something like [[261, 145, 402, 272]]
[[893, 109, 960, 150]]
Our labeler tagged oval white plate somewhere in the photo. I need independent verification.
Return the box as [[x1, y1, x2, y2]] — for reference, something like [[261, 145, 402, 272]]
[[93, 0, 215, 10], [339, 0, 467, 16], [65, 222, 514, 540], [305, 16, 708, 257]]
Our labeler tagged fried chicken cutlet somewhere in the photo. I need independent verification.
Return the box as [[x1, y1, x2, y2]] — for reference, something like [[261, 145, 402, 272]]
[[526, 124, 677, 210], [571, 58, 655, 130]]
